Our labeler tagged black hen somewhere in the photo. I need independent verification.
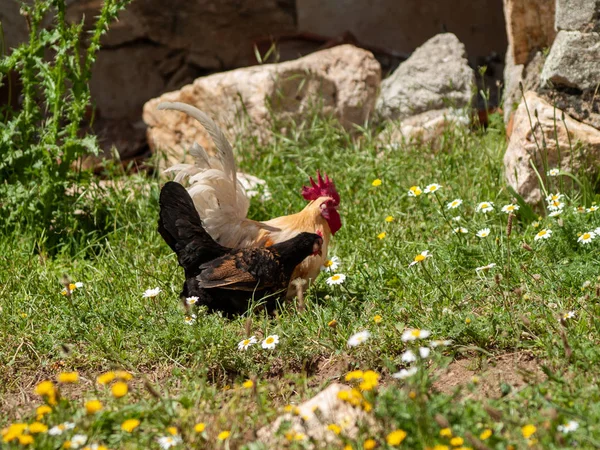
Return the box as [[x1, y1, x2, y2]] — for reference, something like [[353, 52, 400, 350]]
[[158, 182, 323, 315]]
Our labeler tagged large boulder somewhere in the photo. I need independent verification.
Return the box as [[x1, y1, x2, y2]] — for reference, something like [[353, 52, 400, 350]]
[[555, 0, 600, 31], [143, 44, 381, 167], [375, 33, 475, 122], [504, 91, 600, 204]]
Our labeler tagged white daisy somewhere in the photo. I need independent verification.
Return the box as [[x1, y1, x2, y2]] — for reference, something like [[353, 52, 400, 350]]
[[143, 287, 161, 298], [501, 204, 520, 213], [475, 263, 496, 272], [185, 296, 199, 305], [326, 273, 346, 285], [546, 193, 564, 203], [547, 168, 560, 177], [476, 202, 494, 213], [419, 347, 431, 358], [587, 205, 598, 213], [401, 328, 431, 342], [452, 216, 462, 222], [347, 330, 371, 347], [74, 282, 84, 288], [595, 227, 600, 235], [409, 250, 431, 267], [407, 186, 423, 197], [534, 229, 552, 241], [557, 421, 579, 433], [476, 228, 491, 238], [237, 336, 258, 351], [578, 231, 596, 244], [562, 311, 576, 320], [262, 335, 279, 349], [447, 199, 463, 209], [71, 435, 88, 449], [321, 256, 341, 272], [430, 339, 452, 347], [157, 435, 183, 449], [48, 422, 75, 436], [401, 350, 417, 363], [184, 314, 197, 325], [548, 200, 564, 211], [424, 183, 442, 194], [391, 367, 418, 379], [453, 227, 468, 234], [549, 210, 562, 217]]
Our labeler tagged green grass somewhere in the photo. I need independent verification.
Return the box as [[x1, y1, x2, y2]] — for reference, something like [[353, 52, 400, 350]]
[[2, 114, 600, 449]]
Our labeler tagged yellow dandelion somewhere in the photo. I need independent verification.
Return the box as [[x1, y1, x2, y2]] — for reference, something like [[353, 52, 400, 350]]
[[521, 424, 536, 438], [194, 423, 206, 433], [450, 436, 464, 446], [385, 216, 394, 222], [327, 424, 342, 435], [96, 371, 116, 385], [345, 370, 364, 381], [377, 232, 386, 240], [465, 318, 471, 324], [440, 428, 452, 437], [408, 391, 417, 399], [217, 430, 230, 441], [115, 370, 133, 381], [121, 419, 140, 432], [364, 438, 377, 449], [57, 372, 79, 384], [111, 381, 128, 398], [18, 434, 34, 445], [386, 429, 407, 446], [167, 427, 178, 436], [28, 422, 48, 434], [242, 380, 254, 389], [35, 405, 52, 420], [480, 429, 492, 440], [362, 401, 373, 412], [433, 446, 450, 450], [373, 314, 383, 324], [34, 381, 55, 397], [372, 179, 382, 187], [85, 400, 102, 415]]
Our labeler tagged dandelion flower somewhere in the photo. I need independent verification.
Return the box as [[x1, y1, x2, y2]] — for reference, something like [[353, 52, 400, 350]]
[[424, 183, 442, 194], [557, 420, 579, 433], [28, 422, 48, 434], [408, 186, 422, 197], [373, 314, 383, 324], [372, 179, 382, 187], [447, 199, 463, 209], [237, 336, 257, 351], [547, 168, 560, 177], [501, 204, 520, 213], [440, 428, 453, 437], [111, 381, 128, 398], [377, 232, 386, 240], [35, 405, 52, 420], [391, 367, 418, 379], [184, 314, 197, 325], [217, 431, 231, 441], [185, 296, 198, 305], [521, 424, 536, 438], [142, 287, 161, 298], [242, 380, 254, 389], [364, 439, 377, 449], [96, 371, 116, 385], [34, 380, 55, 397], [476, 228, 490, 238], [262, 335, 279, 349], [476, 202, 494, 213], [419, 347, 431, 358], [85, 400, 102, 415], [321, 256, 340, 271], [194, 423, 206, 433], [18, 435, 34, 445], [386, 429, 407, 446], [385, 216, 394, 222], [480, 429, 492, 440], [48, 423, 75, 436], [475, 263, 496, 272], [157, 435, 183, 449], [348, 330, 371, 347], [326, 273, 346, 285], [578, 231, 596, 244], [121, 419, 141, 432], [401, 328, 431, 342], [454, 227, 468, 234], [409, 250, 431, 267], [449, 436, 464, 446], [401, 350, 417, 363], [327, 424, 342, 435], [57, 372, 79, 384]]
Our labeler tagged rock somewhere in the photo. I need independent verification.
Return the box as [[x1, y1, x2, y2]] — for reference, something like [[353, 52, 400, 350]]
[[503, 52, 544, 123], [504, 91, 600, 204], [379, 108, 471, 145], [143, 45, 381, 167], [503, 0, 556, 66], [256, 383, 374, 447], [375, 33, 475, 122], [556, 0, 600, 31], [541, 31, 600, 91]]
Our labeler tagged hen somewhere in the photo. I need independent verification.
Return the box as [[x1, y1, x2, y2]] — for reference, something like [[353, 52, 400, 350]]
[[157, 102, 342, 298], [158, 181, 323, 315]]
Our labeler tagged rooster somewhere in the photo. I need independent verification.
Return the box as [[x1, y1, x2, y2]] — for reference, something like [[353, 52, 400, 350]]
[[157, 102, 342, 298], [158, 181, 323, 315]]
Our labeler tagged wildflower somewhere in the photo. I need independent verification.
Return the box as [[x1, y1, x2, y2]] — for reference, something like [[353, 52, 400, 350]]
[[430, 339, 452, 347], [402, 328, 431, 341], [142, 287, 161, 298], [392, 367, 418, 379], [115, 370, 132, 381], [121, 418, 141, 432], [217, 431, 230, 441], [373, 314, 383, 324], [521, 424, 536, 438], [408, 186, 423, 197], [28, 422, 48, 434], [18, 434, 34, 445], [501, 204, 520, 213], [157, 435, 182, 449], [449, 436, 464, 446], [385, 216, 394, 222], [34, 381, 55, 397], [557, 420, 579, 433], [321, 256, 341, 271], [546, 193, 564, 203], [578, 231, 596, 244], [465, 318, 472, 324], [548, 200, 565, 212], [364, 439, 377, 449], [433, 446, 450, 450], [48, 423, 75, 436], [36, 405, 52, 420], [562, 311, 576, 320], [70, 435, 88, 449], [386, 429, 407, 446], [111, 381, 128, 398], [547, 168, 560, 176], [237, 336, 258, 351], [480, 429, 492, 440], [409, 250, 431, 267], [2, 423, 28, 442], [447, 199, 463, 209], [452, 216, 461, 221], [574, 206, 586, 213], [85, 400, 102, 415], [328, 319, 337, 328], [372, 179, 382, 187], [377, 232, 386, 240], [262, 335, 279, 349], [345, 370, 364, 381], [587, 205, 598, 212], [194, 423, 206, 433], [167, 427, 178, 436], [476, 202, 494, 213], [348, 331, 371, 347], [419, 347, 431, 358], [440, 428, 453, 437], [531, 221, 540, 228], [327, 424, 342, 435], [185, 296, 198, 305], [475, 263, 496, 272], [96, 371, 116, 385], [454, 227, 468, 234], [534, 229, 552, 241], [401, 350, 417, 363], [476, 228, 491, 238], [57, 372, 79, 384], [326, 273, 346, 285], [242, 380, 254, 389], [184, 314, 197, 325], [549, 210, 562, 217], [359, 371, 380, 391], [424, 183, 442, 194]]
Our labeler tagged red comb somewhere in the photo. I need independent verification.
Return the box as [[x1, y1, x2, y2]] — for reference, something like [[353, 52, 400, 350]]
[[301, 171, 340, 205]]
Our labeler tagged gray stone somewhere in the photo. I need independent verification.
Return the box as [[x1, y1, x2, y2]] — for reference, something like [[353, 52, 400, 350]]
[[556, 0, 600, 31], [541, 31, 600, 91], [503, 52, 544, 123], [375, 33, 475, 122]]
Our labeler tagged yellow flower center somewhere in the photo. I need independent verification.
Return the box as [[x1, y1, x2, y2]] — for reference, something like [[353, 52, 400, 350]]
[[242, 339, 250, 346], [372, 179, 382, 187], [414, 254, 426, 262], [411, 329, 421, 337], [266, 337, 274, 344], [538, 230, 546, 236], [583, 233, 591, 239], [331, 275, 341, 281], [324, 260, 333, 267]]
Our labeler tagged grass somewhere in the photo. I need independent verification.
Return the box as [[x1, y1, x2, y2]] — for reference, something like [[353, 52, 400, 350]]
[[2, 113, 600, 449]]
